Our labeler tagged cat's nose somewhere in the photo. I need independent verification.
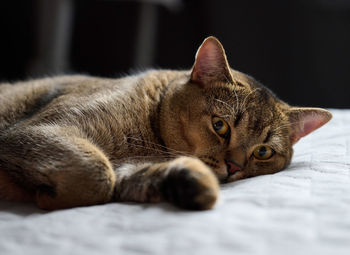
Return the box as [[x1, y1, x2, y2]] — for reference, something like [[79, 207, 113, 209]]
[[225, 159, 242, 175]]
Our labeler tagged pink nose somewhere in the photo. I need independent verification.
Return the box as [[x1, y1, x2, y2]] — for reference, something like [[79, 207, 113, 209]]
[[226, 160, 242, 175]]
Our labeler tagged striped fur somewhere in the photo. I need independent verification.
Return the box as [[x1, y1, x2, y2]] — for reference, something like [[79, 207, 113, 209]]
[[0, 37, 331, 210]]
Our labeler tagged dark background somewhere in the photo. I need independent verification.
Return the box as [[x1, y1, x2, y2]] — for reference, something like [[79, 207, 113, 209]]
[[0, 0, 349, 108]]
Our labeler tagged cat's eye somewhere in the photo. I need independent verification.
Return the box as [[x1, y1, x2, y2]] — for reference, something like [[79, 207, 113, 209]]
[[253, 145, 274, 160], [212, 117, 230, 138]]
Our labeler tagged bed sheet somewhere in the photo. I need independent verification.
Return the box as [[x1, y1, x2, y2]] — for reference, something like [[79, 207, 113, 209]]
[[0, 109, 350, 255]]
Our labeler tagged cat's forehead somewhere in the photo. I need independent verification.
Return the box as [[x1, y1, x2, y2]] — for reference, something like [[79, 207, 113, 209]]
[[208, 81, 275, 107], [206, 80, 282, 127]]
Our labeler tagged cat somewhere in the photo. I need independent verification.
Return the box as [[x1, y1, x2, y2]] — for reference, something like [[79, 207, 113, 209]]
[[0, 36, 331, 210]]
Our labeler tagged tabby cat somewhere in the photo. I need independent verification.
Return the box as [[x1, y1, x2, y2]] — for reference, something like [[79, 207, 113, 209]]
[[0, 37, 331, 210]]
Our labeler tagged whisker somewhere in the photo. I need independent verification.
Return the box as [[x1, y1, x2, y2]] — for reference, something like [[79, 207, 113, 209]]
[[123, 142, 179, 157], [214, 99, 235, 116], [219, 114, 231, 118], [223, 73, 233, 85], [120, 155, 176, 161], [125, 136, 187, 156], [239, 88, 261, 113], [231, 86, 240, 115]]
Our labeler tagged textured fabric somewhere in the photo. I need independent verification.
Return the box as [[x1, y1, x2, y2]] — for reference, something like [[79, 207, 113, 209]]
[[1, 109, 349, 255]]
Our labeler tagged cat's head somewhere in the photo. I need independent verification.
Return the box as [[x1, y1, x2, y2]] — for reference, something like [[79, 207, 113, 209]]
[[160, 36, 332, 183]]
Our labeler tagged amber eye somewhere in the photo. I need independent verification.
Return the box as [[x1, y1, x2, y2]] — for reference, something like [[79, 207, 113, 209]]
[[212, 117, 230, 138], [253, 145, 275, 160]]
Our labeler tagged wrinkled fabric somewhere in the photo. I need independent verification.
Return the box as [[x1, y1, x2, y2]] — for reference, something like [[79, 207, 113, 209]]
[[0, 109, 349, 255]]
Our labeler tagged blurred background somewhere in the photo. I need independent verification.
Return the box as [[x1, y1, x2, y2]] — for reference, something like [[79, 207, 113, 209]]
[[0, 0, 349, 108]]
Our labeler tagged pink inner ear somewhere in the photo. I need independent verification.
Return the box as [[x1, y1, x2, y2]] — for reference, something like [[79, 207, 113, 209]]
[[300, 114, 324, 137], [192, 40, 222, 81], [190, 37, 233, 86], [290, 110, 331, 145]]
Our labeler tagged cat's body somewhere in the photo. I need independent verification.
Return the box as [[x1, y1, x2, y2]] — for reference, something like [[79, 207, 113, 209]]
[[0, 72, 180, 164], [0, 37, 331, 210]]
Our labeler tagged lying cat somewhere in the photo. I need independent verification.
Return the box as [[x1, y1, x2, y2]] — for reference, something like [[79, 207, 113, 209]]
[[0, 37, 331, 210]]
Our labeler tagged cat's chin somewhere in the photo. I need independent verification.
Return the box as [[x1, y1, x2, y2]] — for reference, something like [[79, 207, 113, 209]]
[[225, 171, 245, 183]]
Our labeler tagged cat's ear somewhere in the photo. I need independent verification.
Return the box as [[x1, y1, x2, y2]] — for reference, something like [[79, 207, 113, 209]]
[[190, 36, 234, 87], [287, 108, 332, 145]]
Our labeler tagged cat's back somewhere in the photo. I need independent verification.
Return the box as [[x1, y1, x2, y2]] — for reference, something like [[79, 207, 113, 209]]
[[0, 75, 123, 130], [0, 70, 186, 132]]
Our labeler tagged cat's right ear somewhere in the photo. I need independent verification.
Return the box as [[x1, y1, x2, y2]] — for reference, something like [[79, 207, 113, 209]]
[[190, 36, 234, 87]]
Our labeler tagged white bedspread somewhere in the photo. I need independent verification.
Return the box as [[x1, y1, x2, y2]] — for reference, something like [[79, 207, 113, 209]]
[[1, 109, 350, 255]]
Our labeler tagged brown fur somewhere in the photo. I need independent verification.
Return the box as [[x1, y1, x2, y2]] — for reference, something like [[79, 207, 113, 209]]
[[0, 37, 331, 210]]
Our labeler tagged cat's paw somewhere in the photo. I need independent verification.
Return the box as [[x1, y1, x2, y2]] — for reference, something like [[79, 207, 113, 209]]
[[161, 157, 219, 210]]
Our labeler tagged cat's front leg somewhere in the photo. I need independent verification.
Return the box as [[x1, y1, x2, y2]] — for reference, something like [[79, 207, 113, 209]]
[[114, 156, 219, 210]]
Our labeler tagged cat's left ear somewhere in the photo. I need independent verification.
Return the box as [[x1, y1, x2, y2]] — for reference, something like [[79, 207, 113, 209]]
[[287, 108, 332, 145], [190, 36, 234, 87]]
